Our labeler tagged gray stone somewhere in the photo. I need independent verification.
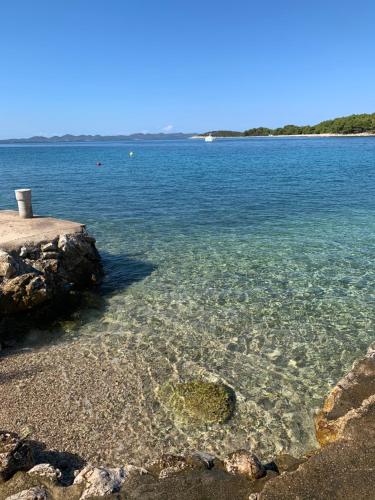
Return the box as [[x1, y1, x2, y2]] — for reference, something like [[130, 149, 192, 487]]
[[189, 451, 216, 469], [0, 251, 17, 279], [6, 487, 49, 500], [19, 247, 28, 258], [0, 274, 49, 313], [0, 251, 29, 279], [158, 464, 189, 479], [224, 450, 265, 480], [27, 463, 61, 484], [32, 259, 59, 274], [19, 246, 40, 260], [73, 465, 126, 499], [57, 233, 102, 285], [0, 231, 102, 315], [0, 432, 34, 482], [40, 241, 57, 252], [41, 252, 60, 260]]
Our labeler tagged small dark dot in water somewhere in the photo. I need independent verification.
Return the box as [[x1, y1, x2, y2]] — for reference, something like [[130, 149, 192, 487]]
[[227, 343, 239, 352], [259, 398, 275, 411], [167, 354, 177, 363]]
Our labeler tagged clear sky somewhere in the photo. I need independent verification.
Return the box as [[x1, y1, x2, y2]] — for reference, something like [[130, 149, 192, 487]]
[[1, 0, 375, 138]]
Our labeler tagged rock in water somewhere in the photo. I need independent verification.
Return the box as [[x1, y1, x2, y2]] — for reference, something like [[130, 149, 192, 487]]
[[224, 449, 265, 480], [159, 380, 235, 424], [0, 432, 34, 482]]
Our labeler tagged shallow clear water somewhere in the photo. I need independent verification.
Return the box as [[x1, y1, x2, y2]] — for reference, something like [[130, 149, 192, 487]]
[[1, 137, 375, 462]]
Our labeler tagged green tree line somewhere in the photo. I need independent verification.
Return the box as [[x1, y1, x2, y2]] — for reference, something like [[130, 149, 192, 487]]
[[203, 113, 375, 137]]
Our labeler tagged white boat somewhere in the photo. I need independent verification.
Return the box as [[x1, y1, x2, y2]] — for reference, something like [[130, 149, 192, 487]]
[[205, 134, 215, 142]]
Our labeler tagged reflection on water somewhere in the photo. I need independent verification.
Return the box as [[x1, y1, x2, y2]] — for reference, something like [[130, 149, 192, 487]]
[[0, 138, 375, 463]]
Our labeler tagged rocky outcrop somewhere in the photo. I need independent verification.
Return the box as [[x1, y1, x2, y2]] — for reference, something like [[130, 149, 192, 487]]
[[315, 345, 375, 446], [0, 432, 34, 482], [0, 432, 266, 499], [258, 346, 375, 499], [0, 232, 102, 315], [258, 439, 375, 499]]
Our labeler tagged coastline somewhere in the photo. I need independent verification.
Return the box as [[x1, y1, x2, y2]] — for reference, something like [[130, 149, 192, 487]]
[[191, 132, 375, 139], [0, 343, 373, 499], [1, 210, 374, 498]]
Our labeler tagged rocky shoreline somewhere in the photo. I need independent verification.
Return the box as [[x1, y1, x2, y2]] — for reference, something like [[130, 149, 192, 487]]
[[0, 345, 373, 499], [0, 219, 374, 498], [0, 229, 103, 356], [0, 231, 102, 317]]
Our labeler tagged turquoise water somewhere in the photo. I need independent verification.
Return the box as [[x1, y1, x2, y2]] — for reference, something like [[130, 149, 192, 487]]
[[1, 137, 375, 462]]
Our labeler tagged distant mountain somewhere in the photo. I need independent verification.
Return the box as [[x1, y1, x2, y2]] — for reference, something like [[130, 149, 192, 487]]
[[5, 113, 375, 144], [0, 132, 194, 144], [199, 113, 375, 137]]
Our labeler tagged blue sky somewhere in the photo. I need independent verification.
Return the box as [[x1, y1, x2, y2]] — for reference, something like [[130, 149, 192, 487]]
[[1, 0, 375, 138]]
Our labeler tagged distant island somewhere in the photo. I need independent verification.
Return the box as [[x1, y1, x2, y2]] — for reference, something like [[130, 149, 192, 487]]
[[0, 132, 194, 144], [2, 113, 375, 144], [199, 113, 375, 137]]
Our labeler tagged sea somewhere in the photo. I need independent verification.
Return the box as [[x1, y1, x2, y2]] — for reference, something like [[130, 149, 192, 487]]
[[0, 136, 374, 463]]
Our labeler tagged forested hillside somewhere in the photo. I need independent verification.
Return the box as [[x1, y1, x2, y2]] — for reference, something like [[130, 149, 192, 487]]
[[203, 113, 375, 137]]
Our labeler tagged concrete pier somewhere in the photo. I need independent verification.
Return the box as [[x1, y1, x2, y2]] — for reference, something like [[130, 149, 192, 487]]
[[0, 210, 85, 251]]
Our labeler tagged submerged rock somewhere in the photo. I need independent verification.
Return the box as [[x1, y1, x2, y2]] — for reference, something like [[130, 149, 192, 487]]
[[159, 380, 236, 424], [224, 450, 265, 480]]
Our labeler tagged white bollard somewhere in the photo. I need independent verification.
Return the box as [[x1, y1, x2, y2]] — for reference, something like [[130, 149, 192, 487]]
[[15, 189, 33, 218]]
